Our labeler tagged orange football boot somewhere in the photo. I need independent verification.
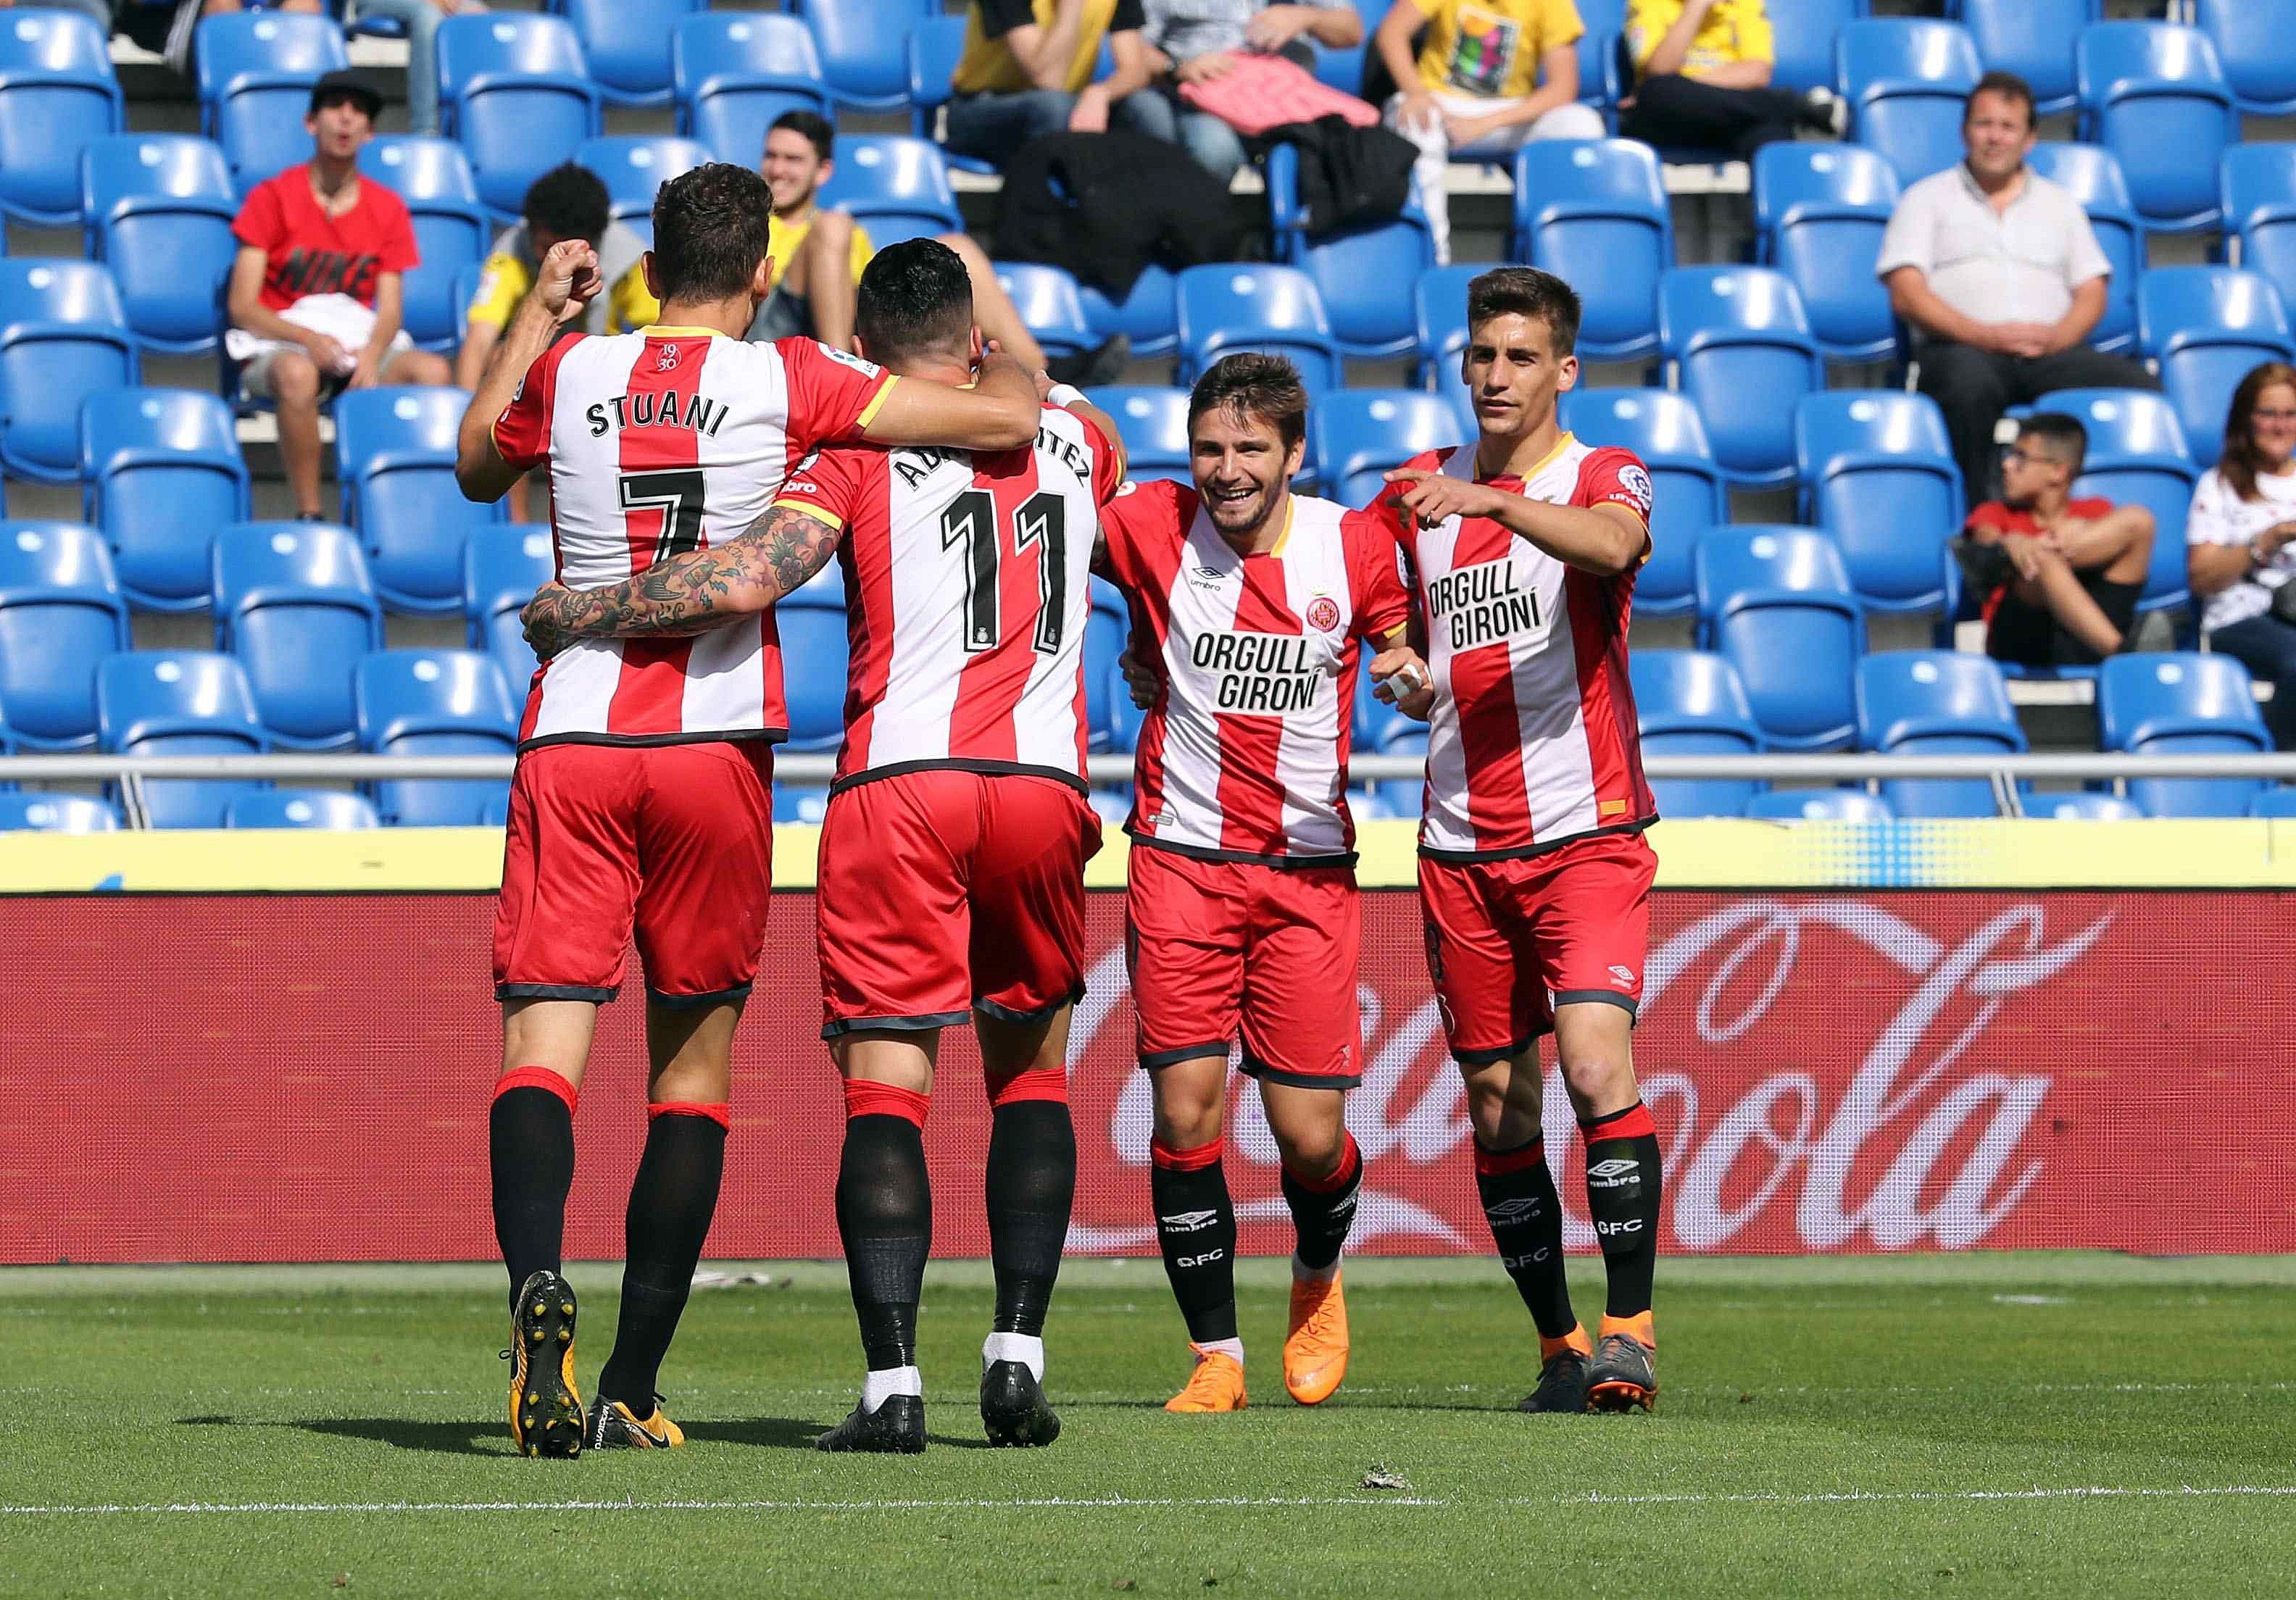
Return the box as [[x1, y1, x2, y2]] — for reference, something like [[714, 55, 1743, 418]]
[[1164, 1346, 1248, 1413], [1283, 1272, 1349, 1405]]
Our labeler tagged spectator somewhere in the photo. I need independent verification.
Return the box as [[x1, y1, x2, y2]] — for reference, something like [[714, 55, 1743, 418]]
[[1136, 0, 1366, 186], [1956, 412, 2153, 669], [754, 112, 1129, 385], [2188, 362, 2296, 749], [454, 164, 654, 392], [224, 71, 451, 520], [946, 0, 1161, 172], [344, 2, 483, 138], [1618, 0, 1846, 159], [1374, 0, 1603, 267], [1879, 71, 2157, 504]]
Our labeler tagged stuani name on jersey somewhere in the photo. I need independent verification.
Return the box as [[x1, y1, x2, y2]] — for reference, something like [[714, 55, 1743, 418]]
[[581, 388, 733, 438]]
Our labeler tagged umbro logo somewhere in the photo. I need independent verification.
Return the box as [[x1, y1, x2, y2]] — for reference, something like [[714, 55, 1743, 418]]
[[1587, 1159, 1639, 1180], [1186, 564, 1227, 590], [1160, 1209, 1220, 1233], [1484, 1196, 1543, 1220], [1608, 964, 1637, 987]]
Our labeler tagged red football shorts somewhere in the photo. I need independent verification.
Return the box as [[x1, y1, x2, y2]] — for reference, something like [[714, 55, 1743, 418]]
[[493, 738, 775, 1007], [816, 769, 1100, 1038], [1124, 843, 1363, 1089], [1417, 829, 1657, 1064]]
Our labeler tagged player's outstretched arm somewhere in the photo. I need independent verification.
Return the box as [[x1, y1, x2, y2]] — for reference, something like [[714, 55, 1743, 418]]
[[1383, 470, 1645, 577], [520, 503, 845, 661], [860, 348, 1040, 451], [455, 239, 602, 503]]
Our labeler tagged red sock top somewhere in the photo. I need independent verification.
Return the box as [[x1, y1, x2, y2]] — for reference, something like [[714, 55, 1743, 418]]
[[1473, 1135, 1547, 1177], [648, 1101, 731, 1130], [494, 1066, 577, 1116], [1149, 1135, 1223, 1171], [1581, 1101, 1656, 1142], [843, 1079, 930, 1128], [1284, 1131, 1361, 1193], [985, 1066, 1068, 1108]]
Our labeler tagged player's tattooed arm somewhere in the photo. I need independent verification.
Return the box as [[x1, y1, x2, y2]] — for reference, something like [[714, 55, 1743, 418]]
[[519, 504, 845, 659]]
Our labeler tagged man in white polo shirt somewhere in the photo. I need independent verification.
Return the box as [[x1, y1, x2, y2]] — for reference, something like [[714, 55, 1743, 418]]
[[1877, 70, 2156, 504]]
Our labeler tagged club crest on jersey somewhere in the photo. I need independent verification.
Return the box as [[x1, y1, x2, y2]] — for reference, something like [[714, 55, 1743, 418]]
[[652, 343, 682, 372], [1304, 595, 1342, 633]]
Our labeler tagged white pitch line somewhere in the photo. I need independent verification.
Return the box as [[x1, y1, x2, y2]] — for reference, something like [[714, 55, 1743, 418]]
[[4, 1486, 2292, 1517]]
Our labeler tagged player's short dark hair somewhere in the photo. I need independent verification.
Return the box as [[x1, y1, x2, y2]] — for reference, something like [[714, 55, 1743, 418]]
[[649, 162, 776, 304], [854, 237, 975, 362], [523, 164, 611, 248], [1966, 70, 2037, 129], [1465, 266, 1581, 359], [2019, 412, 2088, 472], [1187, 353, 1309, 451], [770, 109, 836, 164]]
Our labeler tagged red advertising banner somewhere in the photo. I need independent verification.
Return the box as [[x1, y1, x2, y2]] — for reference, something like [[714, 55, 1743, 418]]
[[3, 890, 2289, 1263]]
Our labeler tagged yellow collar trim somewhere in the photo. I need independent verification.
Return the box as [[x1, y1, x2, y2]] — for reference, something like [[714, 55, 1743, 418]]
[[639, 325, 718, 338]]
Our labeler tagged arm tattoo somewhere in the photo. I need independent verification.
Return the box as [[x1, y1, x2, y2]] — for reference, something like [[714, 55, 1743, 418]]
[[523, 503, 844, 652]]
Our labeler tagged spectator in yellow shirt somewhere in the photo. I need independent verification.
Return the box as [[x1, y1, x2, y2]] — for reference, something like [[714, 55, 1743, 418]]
[[946, 0, 1161, 172], [1374, 0, 1605, 264], [1619, 0, 1845, 159], [452, 164, 655, 393]]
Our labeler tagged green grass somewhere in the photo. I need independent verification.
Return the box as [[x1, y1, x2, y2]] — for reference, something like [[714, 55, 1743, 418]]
[[4, 1256, 2292, 1597]]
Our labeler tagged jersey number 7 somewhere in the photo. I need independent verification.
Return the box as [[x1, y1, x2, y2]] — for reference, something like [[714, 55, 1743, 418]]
[[620, 469, 708, 564], [940, 488, 1068, 657]]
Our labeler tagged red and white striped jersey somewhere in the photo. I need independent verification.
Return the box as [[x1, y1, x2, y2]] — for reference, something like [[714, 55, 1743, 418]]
[[491, 327, 894, 749], [1368, 436, 1657, 860], [773, 404, 1126, 791], [1098, 478, 1412, 866]]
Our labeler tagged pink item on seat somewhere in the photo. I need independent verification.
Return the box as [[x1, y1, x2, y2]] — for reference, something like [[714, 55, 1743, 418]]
[[1177, 54, 1379, 136]]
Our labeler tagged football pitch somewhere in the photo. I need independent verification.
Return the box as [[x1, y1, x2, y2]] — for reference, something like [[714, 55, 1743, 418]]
[[4, 1255, 2289, 1598]]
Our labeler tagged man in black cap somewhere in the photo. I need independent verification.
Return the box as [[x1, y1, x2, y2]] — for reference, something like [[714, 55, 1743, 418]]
[[224, 69, 451, 519]]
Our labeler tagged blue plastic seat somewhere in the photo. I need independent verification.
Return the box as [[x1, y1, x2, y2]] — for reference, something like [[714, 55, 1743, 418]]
[[2098, 651, 2268, 817], [194, 12, 346, 199], [354, 649, 518, 825], [1768, 0, 1865, 96], [1659, 268, 1823, 487], [796, 0, 933, 112], [1837, 18, 1981, 186], [80, 388, 249, 613], [359, 136, 488, 354], [1094, 387, 1191, 483], [2192, 0, 2296, 118], [1268, 145, 1435, 357], [0, 793, 119, 832], [992, 262, 1095, 359], [1176, 265, 1342, 392], [96, 651, 267, 828], [1751, 143, 1902, 364], [0, 520, 125, 751], [2138, 267, 2295, 475], [2032, 387, 2198, 617], [2076, 22, 2235, 236], [1083, 576, 1127, 753], [2039, 791, 2145, 820], [2249, 787, 2296, 820], [437, 14, 603, 220], [907, 14, 994, 176], [558, 0, 701, 109], [817, 134, 961, 249], [777, 566, 849, 752], [79, 136, 237, 357], [1372, 726, 1427, 818], [1559, 388, 1724, 618], [773, 784, 830, 826], [1631, 649, 1763, 819], [2025, 143, 2142, 357], [573, 135, 710, 230], [1080, 265, 1178, 362], [1794, 391, 1960, 614], [1412, 263, 1481, 425], [213, 521, 381, 750], [1855, 650, 2023, 817], [465, 525, 555, 691], [1745, 788, 1894, 822], [227, 788, 380, 830], [0, 7, 123, 225], [1510, 140, 1670, 362], [1307, 391, 1460, 507], [1694, 526, 1863, 751], [673, 12, 829, 164], [2224, 145, 2296, 322], [0, 261, 138, 485], [1947, 0, 2097, 117], [334, 386, 504, 614]]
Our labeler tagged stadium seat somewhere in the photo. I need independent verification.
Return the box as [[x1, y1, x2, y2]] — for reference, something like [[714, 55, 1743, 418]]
[[1412, 264, 1481, 427], [2192, 0, 2296, 118], [1744, 788, 1894, 822], [194, 12, 346, 199], [2032, 388, 2199, 618], [1631, 649, 1763, 820], [226, 789, 379, 830], [673, 12, 830, 164], [1084, 576, 1126, 753], [1559, 388, 1725, 617], [2025, 143, 2142, 357], [1856, 650, 2023, 818], [0, 7, 123, 226], [2224, 145, 2296, 322], [1659, 267, 1824, 488], [212, 522, 381, 751], [1307, 391, 1460, 507], [1794, 391, 1961, 614], [2137, 267, 2296, 475], [80, 388, 248, 613], [778, 566, 849, 752], [1769, 0, 1865, 96], [558, 0, 701, 109], [0, 793, 119, 833], [436, 14, 604, 220], [1751, 143, 1902, 364], [1269, 146, 1435, 359], [0, 520, 126, 751], [465, 525, 555, 691], [1836, 17, 1981, 187], [1947, 0, 2097, 118], [816, 135, 961, 249], [359, 136, 489, 355], [0, 261, 138, 486], [992, 263, 1095, 361], [1370, 725, 1426, 818], [2076, 22, 2235, 236], [353, 649, 518, 825], [774, 784, 830, 826], [1510, 140, 1671, 362], [1079, 265, 1180, 362], [2249, 787, 2296, 820], [2098, 651, 2269, 818], [1694, 526, 1863, 751], [2038, 792, 2145, 820], [907, 15, 994, 175], [1176, 265, 1343, 393], [796, 0, 934, 112], [96, 651, 267, 828], [1352, 654, 1410, 754], [573, 135, 710, 231], [333, 386, 503, 614], [1094, 387, 1191, 483], [79, 136, 237, 357]]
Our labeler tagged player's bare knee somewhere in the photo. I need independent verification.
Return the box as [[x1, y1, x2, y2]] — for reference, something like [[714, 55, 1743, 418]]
[[1460, 1054, 1543, 1147], [1554, 1007, 1636, 1117], [1148, 1057, 1226, 1148], [500, 998, 599, 1086]]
